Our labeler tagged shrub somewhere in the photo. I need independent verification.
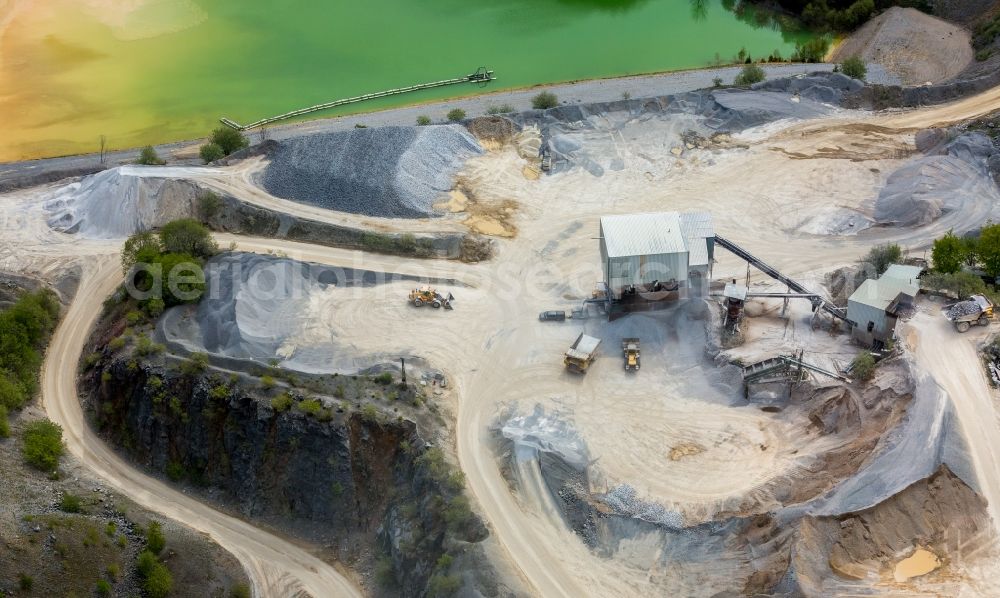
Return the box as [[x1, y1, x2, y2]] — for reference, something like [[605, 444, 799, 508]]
[[144, 297, 166, 318], [231, 584, 251, 598], [374, 371, 393, 385], [487, 103, 515, 115], [261, 375, 276, 390], [19, 574, 33, 591], [531, 91, 558, 109], [859, 243, 902, 278], [136, 145, 165, 166], [360, 404, 380, 423], [159, 219, 217, 258], [146, 520, 166, 554], [270, 393, 293, 412], [296, 398, 323, 416], [197, 191, 223, 221], [427, 573, 461, 596], [137, 550, 158, 577], [734, 64, 766, 86], [446, 108, 466, 122], [416, 115, 432, 126], [107, 563, 121, 580], [209, 127, 249, 155], [976, 48, 993, 62], [0, 405, 8, 439], [22, 419, 64, 471], [96, 579, 112, 596], [851, 351, 876, 381], [712, 77, 724, 87], [182, 352, 209, 375], [199, 142, 226, 164], [840, 55, 866, 80], [144, 562, 173, 598], [166, 460, 186, 482], [375, 556, 396, 587], [59, 492, 83, 513]]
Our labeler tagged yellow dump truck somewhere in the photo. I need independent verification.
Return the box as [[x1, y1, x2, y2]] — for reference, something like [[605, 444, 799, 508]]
[[622, 337, 640, 371], [946, 294, 993, 333], [565, 333, 601, 373]]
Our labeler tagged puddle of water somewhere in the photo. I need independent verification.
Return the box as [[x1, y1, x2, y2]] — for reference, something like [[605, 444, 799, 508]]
[[893, 548, 941, 583]]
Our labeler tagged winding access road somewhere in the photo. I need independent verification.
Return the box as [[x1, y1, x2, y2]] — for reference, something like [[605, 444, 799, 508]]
[[40, 253, 364, 598]]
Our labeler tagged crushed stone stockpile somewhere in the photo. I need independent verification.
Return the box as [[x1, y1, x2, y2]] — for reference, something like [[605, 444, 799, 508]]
[[157, 252, 421, 374], [44, 166, 201, 239], [260, 125, 483, 219], [513, 72, 862, 176], [874, 132, 1000, 227]]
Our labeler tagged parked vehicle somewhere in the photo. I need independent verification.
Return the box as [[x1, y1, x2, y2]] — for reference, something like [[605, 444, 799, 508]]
[[539, 310, 566, 322]]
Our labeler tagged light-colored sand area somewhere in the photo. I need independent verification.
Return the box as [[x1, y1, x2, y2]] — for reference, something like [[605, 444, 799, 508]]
[[831, 7, 972, 85]]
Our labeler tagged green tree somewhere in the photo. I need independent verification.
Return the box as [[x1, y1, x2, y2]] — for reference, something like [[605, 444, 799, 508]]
[[978, 222, 1000, 278], [121, 231, 163, 274], [159, 219, 217, 258], [734, 64, 766, 86], [155, 252, 206, 306], [446, 108, 466, 122], [531, 91, 558, 110], [22, 419, 64, 471], [199, 142, 225, 164], [932, 230, 968, 274], [851, 351, 876, 381], [840, 55, 866, 80], [921, 271, 986, 298], [146, 520, 166, 554], [136, 145, 165, 166], [209, 127, 249, 155], [859, 243, 902, 278]]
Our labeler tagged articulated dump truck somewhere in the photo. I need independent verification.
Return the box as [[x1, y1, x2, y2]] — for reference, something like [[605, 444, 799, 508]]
[[946, 294, 994, 333], [565, 333, 601, 373]]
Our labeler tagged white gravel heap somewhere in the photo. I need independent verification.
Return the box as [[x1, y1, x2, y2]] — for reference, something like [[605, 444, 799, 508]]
[[44, 166, 201, 239], [260, 125, 483, 218]]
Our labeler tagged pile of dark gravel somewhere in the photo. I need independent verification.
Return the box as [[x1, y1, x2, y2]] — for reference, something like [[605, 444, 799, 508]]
[[259, 125, 482, 218]]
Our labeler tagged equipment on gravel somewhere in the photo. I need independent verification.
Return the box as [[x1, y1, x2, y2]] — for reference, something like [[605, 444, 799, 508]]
[[408, 286, 453, 309], [565, 333, 601, 373], [946, 294, 993, 333], [622, 338, 640, 371]]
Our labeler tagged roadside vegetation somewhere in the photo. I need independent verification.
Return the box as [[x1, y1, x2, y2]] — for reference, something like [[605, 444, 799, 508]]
[[840, 55, 867, 80], [200, 127, 249, 164], [416, 115, 432, 126], [927, 225, 1000, 300], [0, 289, 60, 442], [446, 108, 466, 122], [734, 63, 766, 86], [531, 91, 559, 109], [136, 145, 166, 166]]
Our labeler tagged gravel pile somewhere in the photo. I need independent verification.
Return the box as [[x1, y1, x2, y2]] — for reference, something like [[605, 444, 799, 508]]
[[44, 166, 200, 239], [601, 484, 683, 529], [947, 300, 982, 319], [874, 132, 1000, 226], [260, 125, 483, 218]]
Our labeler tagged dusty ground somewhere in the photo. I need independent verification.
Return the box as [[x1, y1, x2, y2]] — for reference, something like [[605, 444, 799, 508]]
[[832, 7, 973, 85], [3, 80, 1000, 596]]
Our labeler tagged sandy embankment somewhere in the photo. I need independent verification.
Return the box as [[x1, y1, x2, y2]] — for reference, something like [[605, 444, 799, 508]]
[[831, 6, 972, 86]]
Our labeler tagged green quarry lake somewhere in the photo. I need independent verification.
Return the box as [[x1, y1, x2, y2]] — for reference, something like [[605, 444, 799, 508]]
[[1, 0, 810, 161]]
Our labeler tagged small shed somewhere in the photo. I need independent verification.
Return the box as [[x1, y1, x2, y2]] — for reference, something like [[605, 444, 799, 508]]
[[847, 266, 920, 347]]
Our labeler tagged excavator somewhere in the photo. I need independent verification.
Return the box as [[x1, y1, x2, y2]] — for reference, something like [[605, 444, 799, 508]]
[[408, 286, 454, 309]]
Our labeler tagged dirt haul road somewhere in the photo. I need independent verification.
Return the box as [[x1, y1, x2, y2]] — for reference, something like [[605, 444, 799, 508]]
[[40, 253, 363, 598], [907, 312, 1000, 532]]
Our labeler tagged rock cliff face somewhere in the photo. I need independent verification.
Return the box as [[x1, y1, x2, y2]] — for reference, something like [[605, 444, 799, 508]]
[[81, 349, 503, 597]]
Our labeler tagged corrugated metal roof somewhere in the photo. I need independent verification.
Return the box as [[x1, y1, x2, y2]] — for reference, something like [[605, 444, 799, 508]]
[[848, 277, 918, 311], [882, 264, 922, 285], [601, 212, 687, 258], [679, 211, 714, 240], [688, 241, 709, 266]]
